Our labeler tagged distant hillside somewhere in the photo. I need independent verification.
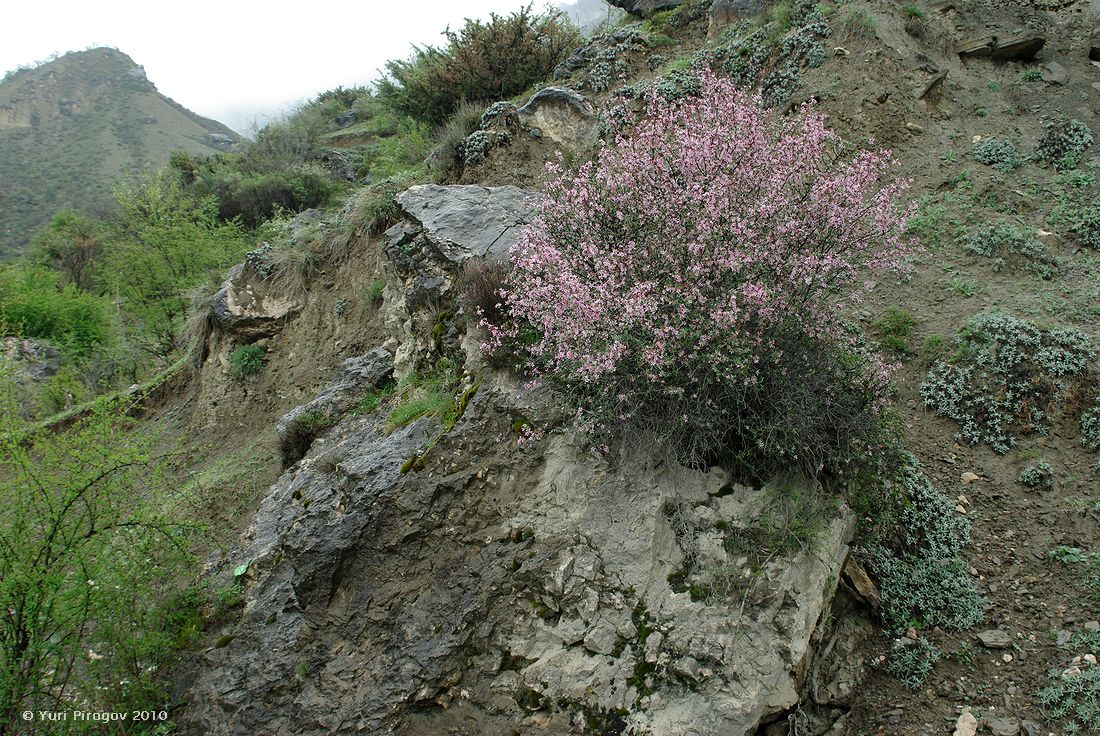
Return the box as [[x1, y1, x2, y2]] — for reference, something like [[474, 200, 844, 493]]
[[0, 47, 243, 257]]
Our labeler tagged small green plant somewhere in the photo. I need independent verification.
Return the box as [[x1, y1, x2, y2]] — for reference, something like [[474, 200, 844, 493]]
[[873, 307, 916, 353], [1048, 545, 1089, 564], [975, 106, 988, 117], [1022, 68, 1043, 82], [949, 277, 977, 296], [940, 151, 958, 163], [386, 361, 464, 431], [1037, 654, 1100, 732], [1035, 117, 1094, 165], [229, 344, 264, 378], [886, 636, 941, 688], [920, 312, 1094, 453], [1020, 460, 1055, 491], [901, 4, 925, 16], [971, 138, 1023, 172], [961, 222, 1058, 279], [365, 278, 385, 307], [987, 80, 1000, 92], [920, 334, 947, 364], [351, 382, 396, 415]]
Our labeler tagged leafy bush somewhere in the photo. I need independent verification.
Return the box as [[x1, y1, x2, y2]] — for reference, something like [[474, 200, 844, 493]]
[[0, 398, 198, 730], [0, 265, 111, 355], [961, 222, 1059, 279], [456, 257, 510, 327], [487, 73, 914, 474], [28, 209, 104, 292], [866, 456, 983, 635], [920, 312, 1095, 453], [1035, 117, 1094, 165], [1020, 460, 1055, 491], [971, 138, 1024, 172], [229, 344, 264, 378], [376, 5, 581, 125]]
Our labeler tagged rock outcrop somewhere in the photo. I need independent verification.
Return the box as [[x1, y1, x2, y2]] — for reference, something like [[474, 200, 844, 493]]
[[380, 184, 540, 375], [212, 245, 302, 341], [516, 87, 599, 149]]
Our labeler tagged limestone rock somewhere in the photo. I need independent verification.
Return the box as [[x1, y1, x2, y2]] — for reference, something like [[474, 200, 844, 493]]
[[516, 87, 598, 149], [275, 348, 393, 460], [954, 710, 979, 736], [956, 35, 1045, 61], [2, 337, 60, 382], [211, 245, 301, 340], [986, 716, 1019, 736], [179, 382, 855, 736], [977, 629, 1012, 649], [381, 184, 540, 374], [1040, 61, 1069, 84]]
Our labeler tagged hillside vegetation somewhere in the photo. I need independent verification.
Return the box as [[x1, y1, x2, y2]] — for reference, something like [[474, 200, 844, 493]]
[[0, 47, 243, 257], [1, 0, 1099, 734]]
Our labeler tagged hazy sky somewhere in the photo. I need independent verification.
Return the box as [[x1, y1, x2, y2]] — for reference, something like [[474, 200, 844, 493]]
[[2, 0, 558, 135]]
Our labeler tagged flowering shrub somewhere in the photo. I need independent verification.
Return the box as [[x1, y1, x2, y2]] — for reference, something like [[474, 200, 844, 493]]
[[488, 74, 915, 473]]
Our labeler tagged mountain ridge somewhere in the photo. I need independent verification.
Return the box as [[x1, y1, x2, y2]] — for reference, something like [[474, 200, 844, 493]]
[[0, 47, 243, 257]]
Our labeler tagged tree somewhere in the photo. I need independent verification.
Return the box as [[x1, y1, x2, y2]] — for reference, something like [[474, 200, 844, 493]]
[[103, 169, 248, 360], [0, 379, 198, 731], [29, 210, 105, 293], [488, 73, 916, 474]]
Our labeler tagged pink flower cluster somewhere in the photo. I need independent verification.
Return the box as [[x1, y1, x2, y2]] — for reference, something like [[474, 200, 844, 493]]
[[487, 73, 915, 446]]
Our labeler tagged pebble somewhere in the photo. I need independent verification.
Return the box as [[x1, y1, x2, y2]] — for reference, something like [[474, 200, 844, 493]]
[[961, 471, 980, 483], [986, 716, 1019, 736], [1002, 653, 1013, 663], [954, 710, 979, 736], [978, 630, 1012, 649]]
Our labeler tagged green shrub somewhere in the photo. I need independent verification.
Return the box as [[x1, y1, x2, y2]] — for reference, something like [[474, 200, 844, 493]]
[[971, 138, 1024, 172], [1082, 402, 1100, 451], [0, 265, 111, 355], [350, 173, 425, 235], [866, 456, 983, 634], [0, 400, 198, 729], [919, 312, 1094, 453], [901, 4, 925, 17], [429, 102, 487, 178], [365, 278, 386, 308], [1035, 117, 1094, 164], [1019, 460, 1055, 491], [376, 5, 581, 125], [886, 636, 940, 688], [1022, 68, 1042, 82], [1037, 656, 1100, 733], [386, 361, 463, 431], [873, 307, 916, 353], [961, 222, 1059, 279], [229, 344, 264, 378]]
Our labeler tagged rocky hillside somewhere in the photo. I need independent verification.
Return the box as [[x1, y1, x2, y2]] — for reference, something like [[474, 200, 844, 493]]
[[0, 47, 242, 257], [5, 0, 1097, 734], [164, 0, 1100, 731]]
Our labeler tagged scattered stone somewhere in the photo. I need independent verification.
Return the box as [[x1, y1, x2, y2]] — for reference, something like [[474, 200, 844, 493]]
[[990, 35, 1046, 62], [1002, 653, 1013, 663], [2, 337, 60, 382], [917, 70, 948, 100], [1084, 620, 1099, 631], [1040, 61, 1069, 85], [954, 710, 979, 736], [843, 557, 880, 608], [978, 630, 1012, 649], [212, 246, 302, 340], [1018, 721, 1041, 736], [985, 716, 1019, 736], [956, 35, 1045, 61], [961, 472, 980, 484]]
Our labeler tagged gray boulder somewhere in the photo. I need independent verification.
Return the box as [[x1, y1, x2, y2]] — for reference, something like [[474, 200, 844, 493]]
[[275, 348, 393, 464], [211, 245, 302, 341], [517, 87, 599, 149], [179, 379, 855, 735], [2, 337, 60, 382], [381, 185, 540, 374]]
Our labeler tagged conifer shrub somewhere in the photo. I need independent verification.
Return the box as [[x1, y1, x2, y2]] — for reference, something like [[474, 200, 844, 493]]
[[486, 74, 915, 475], [377, 5, 581, 126]]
